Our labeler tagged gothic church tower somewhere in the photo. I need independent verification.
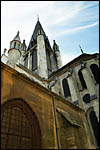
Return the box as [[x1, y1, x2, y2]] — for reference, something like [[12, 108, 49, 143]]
[[24, 20, 62, 79]]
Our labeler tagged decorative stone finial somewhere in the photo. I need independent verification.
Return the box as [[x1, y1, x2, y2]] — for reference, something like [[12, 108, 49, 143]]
[[53, 40, 59, 51], [23, 39, 25, 43], [3, 48, 7, 55], [53, 40, 56, 44]]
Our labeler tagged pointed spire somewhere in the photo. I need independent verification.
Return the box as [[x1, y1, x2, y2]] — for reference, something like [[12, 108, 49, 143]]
[[22, 39, 27, 51], [27, 19, 48, 50], [13, 31, 21, 42], [79, 45, 84, 54], [17, 31, 19, 36], [37, 14, 39, 21]]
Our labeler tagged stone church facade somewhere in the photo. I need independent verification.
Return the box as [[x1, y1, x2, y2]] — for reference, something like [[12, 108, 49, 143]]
[[1, 20, 99, 149]]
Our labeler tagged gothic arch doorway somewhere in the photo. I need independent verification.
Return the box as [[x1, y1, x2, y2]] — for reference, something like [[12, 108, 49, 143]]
[[1, 99, 41, 149]]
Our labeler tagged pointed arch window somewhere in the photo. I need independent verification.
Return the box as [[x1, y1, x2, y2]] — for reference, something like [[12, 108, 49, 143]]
[[14, 42, 16, 48], [46, 50, 52, 75], [32, 49, 37, 71], [90, 64, 99, 84], [90, 111, 99, 145], [18, 43, 20, 50], [62, 78, 71, 97], [78, 69, 87, 89], [1, 99, 41, 149]]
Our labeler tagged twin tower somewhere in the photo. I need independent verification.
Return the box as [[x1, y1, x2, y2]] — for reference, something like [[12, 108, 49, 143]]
[[7, 20, 62, 79]]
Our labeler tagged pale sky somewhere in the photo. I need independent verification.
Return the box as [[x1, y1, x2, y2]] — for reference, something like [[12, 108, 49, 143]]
[[1, 1, 99, 66]]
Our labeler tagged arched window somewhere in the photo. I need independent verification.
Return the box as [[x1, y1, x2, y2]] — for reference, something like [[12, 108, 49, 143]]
[[18, 43, 20, 50], [14, 42, 16, 48], [78, 70, 87, 89], [62, 78, 71, 97], [90, 111, 98, 145], [90, 64, 99, 84], [1, 99, 41, 149], [32, 49, 37, 71]]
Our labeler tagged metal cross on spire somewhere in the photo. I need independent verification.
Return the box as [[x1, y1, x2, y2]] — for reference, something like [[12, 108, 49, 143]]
[[79, 45, 84, 54]]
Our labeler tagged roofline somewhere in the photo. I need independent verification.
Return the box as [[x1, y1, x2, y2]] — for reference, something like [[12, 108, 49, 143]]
[[49, 52, 99, 79]]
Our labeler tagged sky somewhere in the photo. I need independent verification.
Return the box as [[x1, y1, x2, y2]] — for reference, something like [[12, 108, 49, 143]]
[[1, 1, 99, 66]]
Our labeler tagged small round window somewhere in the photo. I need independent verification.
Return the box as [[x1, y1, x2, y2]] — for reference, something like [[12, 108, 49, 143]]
[[83, 94, 90, 104]]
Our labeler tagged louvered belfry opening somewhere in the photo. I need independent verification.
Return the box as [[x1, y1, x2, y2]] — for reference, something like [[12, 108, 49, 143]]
[[1, 99, 41, 149]]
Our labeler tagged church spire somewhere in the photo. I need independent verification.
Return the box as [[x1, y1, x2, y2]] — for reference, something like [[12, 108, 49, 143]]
[[27, 19, 48, 50], [37, 14, 39, 21]]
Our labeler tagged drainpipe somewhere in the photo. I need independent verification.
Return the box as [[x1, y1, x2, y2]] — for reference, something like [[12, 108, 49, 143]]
[[52, 95, 61, 149], [49, 77, 61, 149]]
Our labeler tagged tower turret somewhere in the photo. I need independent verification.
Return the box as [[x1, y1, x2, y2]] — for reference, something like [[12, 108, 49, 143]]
[[7, 31, 21, 67], [37, 27, 48, 78], [53, 40, 62, 69], [20, 40, 27, 65]]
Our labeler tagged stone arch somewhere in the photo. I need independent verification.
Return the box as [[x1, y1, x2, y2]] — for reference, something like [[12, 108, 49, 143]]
[[78, 69, 87, 89], [90, 64, 99, 84], [62, 78, 71, 97], [1, 98, 42, 149], [86, 108, 98, 147]]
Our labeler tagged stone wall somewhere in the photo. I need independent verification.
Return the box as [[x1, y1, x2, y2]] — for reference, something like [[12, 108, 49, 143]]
[[1, 62, 93, 149]]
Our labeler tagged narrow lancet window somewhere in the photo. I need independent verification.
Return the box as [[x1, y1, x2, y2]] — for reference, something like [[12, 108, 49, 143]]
[[90, 64, 99, 84], [62, 78, 71, 97]]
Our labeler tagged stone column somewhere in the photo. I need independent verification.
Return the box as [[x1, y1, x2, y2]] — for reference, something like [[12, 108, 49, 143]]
[[20, 51, 25, 65], [28, 51, 30, 69], [55, 50, 62, 69], [81, 62, 97, 97], [67, 68, 82, 106], [29, 53, 32, 70], [37, 31, 48, 79], [50, 52, 57, 72]]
